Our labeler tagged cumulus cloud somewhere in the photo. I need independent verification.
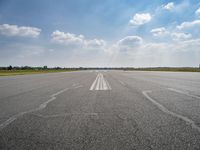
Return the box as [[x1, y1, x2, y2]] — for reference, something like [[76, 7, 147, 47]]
[[108, 36, 200, 67], [0, 24, 41, 38], [86, 39, 106, 49], [177, 20, 200, 29], [117, 36, 143, 47], [150, 27, 192, 41], [162, 2, 174, 10], [129, 13, 152, 26], [195, 7, 200, 17], [171, 32, 192, 41], [51, 30, 106, 49], [107, 36, 143, 55], [51, 30, 84, 45], [150, 27, 169, 36]]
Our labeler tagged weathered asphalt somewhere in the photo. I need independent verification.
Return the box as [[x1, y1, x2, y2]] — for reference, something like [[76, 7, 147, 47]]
[[0, 70, 200, 150]]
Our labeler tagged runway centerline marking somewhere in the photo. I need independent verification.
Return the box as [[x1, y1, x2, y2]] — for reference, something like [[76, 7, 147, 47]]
[[90, 73, 111, 91], [0, 84, 83, 130], [142, 90, 200, 132]]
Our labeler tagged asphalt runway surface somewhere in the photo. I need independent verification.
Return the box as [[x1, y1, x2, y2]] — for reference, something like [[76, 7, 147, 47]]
[[0, 70, 200, 150]]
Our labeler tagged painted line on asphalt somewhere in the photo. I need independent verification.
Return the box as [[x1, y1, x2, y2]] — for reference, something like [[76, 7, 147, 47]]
[[89, 74, 99, 90], [102, 75, 107, 90], [90, 73, 111, 91], [0, 84, 83, 130], [167, 88, 200, 100], [118, 80, 125, 86], [104, 77, 111, 90], [142, 90, 200, 132], [95, 74, 101, 90]]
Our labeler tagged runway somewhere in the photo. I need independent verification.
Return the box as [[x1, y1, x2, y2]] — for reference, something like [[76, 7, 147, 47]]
[[0, 70, 200, 149]]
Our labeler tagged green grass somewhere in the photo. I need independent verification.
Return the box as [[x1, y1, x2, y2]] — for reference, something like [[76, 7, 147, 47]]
[[0, 70, 75, 76]]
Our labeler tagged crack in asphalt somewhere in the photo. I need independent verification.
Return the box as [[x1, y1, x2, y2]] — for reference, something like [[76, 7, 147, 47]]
[[0, 84, 83, 130], [142, 90, 200, 133]]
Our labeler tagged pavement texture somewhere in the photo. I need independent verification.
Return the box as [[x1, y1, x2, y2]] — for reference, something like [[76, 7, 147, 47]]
[[0, 70, 200, 150]]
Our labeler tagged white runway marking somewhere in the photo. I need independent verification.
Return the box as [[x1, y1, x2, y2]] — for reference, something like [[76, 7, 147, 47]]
[[118, 80, 125, 86], [167, 88, 200, 100], [142, 90, 200, 132], [0, 84, 82, 130], [90, 73, 111, 91], [90, 74, 100, 90]]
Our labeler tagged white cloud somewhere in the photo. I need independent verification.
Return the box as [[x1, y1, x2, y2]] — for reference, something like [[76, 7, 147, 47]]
[[160, 1, 189, 13], [171, 32, 192, 41], [86, 39, 106, 48], [177, 20, 200, 29], [108, 36, 143, 54], [51, 30, 84, 45], [129, 13, 152, 26], [108, 36, 200, 67], [176, 39, 200, 51], [151, 27, 169, 36], [117, 36, 143, 47], [162, 2, 174, 10], [2, 33, 200, 67], [195, 7, 200, 17], [51, 30, 106, 49], [151, 27, 192, 41], [0, 24, 41, 38]]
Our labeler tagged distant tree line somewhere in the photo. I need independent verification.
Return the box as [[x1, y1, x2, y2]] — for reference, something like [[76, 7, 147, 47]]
[[0, 66, 200, 72], [0, 65, 79, 70], [0, 65, 130, 70]]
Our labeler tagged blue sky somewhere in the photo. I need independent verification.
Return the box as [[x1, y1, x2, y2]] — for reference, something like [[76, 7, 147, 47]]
[[0, 0, 200, 67]]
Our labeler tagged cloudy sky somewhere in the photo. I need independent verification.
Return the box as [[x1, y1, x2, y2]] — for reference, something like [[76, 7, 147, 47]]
[[0, 0, 200, 67]]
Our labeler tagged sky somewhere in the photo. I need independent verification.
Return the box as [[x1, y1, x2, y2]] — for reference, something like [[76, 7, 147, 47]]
[[0, 0, 200, 67]]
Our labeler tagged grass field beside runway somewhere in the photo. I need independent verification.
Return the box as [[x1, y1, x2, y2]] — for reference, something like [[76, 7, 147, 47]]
[[0, 69, 75, 76]]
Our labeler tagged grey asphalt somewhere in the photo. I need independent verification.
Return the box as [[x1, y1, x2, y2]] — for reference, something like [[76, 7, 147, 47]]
[[0, 70, 200, 150]]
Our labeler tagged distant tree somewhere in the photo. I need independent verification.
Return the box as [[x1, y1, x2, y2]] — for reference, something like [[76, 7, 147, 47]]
[[22, 66, 32, 70], [43, 66, 48, 69], [7, 65, 12, 70], [55, 67, 61, 70]]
